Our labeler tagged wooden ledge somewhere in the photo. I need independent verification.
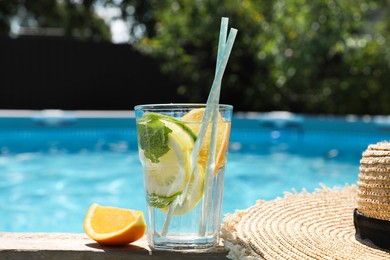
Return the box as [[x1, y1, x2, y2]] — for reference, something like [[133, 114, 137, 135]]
[[0, 233, 227, 259]]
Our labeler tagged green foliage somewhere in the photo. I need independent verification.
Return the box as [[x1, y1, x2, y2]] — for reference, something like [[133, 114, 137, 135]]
[[0, 0, 111, 41], [137, 0, 390, 114], [1, 0, 389, 114]]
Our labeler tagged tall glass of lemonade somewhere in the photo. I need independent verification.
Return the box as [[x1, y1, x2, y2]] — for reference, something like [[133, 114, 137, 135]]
[[135, 103, 232, 250]]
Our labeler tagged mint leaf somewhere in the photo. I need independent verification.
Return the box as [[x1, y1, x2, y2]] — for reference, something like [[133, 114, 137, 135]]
[[147, 192, 181, 208], [137, 113, 172, 163]]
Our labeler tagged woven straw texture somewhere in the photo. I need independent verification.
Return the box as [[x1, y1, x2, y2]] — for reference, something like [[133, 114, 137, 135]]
[[221, 185, 390, 260], [358, 142, 390, 221]]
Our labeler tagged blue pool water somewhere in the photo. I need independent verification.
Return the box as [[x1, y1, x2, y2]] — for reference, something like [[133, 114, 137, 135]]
[[1, 111, 389, 233]]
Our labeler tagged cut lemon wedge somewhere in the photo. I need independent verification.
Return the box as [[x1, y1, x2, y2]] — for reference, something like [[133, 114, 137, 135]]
[[182, 108, 231, 174], [83, 203, 146, 245]]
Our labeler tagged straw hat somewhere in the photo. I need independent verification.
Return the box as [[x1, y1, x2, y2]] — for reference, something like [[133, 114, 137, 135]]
[[221, 142, 390, 260], [355, 141, 390, 250]]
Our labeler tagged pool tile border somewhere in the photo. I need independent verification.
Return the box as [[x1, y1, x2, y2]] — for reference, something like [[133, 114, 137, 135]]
[[0, 233, 227, 259]]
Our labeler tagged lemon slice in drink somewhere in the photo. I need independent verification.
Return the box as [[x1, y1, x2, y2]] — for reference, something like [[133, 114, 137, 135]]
[[162, 163, 205, 216], [138, 113, 199, 209]]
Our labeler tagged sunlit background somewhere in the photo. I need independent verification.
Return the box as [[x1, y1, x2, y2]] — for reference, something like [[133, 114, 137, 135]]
[[1, 0, 389, 113]]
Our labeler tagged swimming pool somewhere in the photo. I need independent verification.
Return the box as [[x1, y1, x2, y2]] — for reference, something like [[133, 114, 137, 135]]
[[1, 110, 389, 233]]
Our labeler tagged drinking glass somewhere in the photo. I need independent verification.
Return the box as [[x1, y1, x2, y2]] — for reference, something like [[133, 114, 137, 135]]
[[135, 103, 232, 250]]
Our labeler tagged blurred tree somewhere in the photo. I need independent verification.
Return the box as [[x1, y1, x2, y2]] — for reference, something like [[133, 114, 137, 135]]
[[135, 0, 390, 114], [1, 0, 389, 114], [103, 0, 163, 40], [0, 0, 111, 41]]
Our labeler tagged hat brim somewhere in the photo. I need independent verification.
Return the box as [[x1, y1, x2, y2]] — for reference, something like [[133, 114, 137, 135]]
[[221, 185, 390, 259]]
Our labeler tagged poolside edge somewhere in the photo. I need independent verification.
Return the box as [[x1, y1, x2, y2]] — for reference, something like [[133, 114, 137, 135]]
[[0, 233, 227, 260]]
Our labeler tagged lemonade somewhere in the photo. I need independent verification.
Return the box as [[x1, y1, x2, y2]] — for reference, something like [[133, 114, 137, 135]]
[[135, 104, 232, 249]]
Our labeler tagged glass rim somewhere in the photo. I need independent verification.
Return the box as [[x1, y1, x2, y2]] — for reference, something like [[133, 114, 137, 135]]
[[134, 103, 233, 111]]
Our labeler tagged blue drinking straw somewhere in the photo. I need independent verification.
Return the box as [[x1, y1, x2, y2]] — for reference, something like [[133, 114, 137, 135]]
[[199, 17, 231, 235], [161, 18, 238, 237]]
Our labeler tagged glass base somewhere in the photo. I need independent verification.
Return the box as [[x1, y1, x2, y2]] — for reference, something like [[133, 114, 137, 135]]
[[149, 234, 217, 250]]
